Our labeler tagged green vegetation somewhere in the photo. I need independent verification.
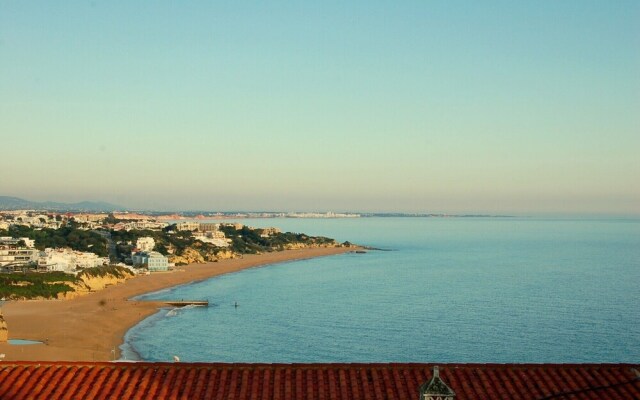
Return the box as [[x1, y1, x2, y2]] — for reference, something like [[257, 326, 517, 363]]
[[0, 265, 134, 299], [103, 213, 119, 225], [110, 224, 339, 262], [110, 227, 202, 260], [219, 225, 268, 254], [78, 265, 133, 280], [0, 222, 340, 269], [219, 225, 337, 254], [0, 271, 78, 299], [3, 225, 108, 257]]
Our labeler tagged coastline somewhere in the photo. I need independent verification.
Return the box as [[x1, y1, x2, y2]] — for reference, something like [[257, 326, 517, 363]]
[[0, 246, 356, 361]]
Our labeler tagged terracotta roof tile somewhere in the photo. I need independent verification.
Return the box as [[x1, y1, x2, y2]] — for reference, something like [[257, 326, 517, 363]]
[[76, 365, 102, 399], [95, 367, 120, 400], [203, 368, 218, 399], [106, 366, 130, 400], [49, 366, 74, 400], [119, 365, 143, 400], [0, 362, 638, 400]]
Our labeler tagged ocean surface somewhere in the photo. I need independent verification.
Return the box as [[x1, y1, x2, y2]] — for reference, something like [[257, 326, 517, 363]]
[[122, 217, 640, 363]]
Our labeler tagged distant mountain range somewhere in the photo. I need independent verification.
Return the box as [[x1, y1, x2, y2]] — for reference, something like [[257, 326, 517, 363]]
[[0, 196, 125, 212]]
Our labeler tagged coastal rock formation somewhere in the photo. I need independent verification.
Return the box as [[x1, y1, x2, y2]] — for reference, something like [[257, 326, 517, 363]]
[[169, 242, 341, 264], [169, 247, 205, 265], [58, 269, 135, 300], [169, 247, 238, 264], [0, 312, 8, 342], [214, 249, 236, 260], [203, 251, 218, 262], [283, 242, 342, 250], [82, 273, 133, 292]]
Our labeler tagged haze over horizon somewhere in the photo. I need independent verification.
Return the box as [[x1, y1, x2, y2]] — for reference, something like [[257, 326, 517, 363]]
[[1, 2, 638, 215]]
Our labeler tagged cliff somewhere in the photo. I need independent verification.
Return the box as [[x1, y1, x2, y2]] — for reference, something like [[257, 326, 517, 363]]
[[0, 312, 7, 342], [60, 269, 134, 299], [169, 247, 206, 265], [282, 242, 343, 250], [168, 241, 341, 265], [169, 247, 237, 265]]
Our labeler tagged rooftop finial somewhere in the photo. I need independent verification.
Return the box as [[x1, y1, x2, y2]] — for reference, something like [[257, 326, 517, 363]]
[[419, 366, 455, 400]]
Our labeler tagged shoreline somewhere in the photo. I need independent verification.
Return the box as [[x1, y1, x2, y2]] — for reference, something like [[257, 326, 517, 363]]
[[0, 246, 357, 361]]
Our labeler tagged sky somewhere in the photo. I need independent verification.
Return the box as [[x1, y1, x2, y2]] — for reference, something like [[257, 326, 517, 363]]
[[1, 1, 638, 214]]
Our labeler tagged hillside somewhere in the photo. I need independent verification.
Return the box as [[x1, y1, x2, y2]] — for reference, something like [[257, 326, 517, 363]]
[[0, 266, 134, 300], [112, 224, 346, 265]]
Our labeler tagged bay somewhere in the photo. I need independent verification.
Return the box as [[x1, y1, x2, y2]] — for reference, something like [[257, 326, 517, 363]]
[[122, 217, 640, 363]]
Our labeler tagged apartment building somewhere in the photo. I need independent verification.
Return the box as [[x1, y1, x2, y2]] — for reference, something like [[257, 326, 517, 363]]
[[0, 246, 39, 268], [131, 251, 169, 272], [136, 237, 156, 252]]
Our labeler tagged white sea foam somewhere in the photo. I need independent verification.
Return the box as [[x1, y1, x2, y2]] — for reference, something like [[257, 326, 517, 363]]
[[166, 308, 178, 317], [180, 304, 203, 310]]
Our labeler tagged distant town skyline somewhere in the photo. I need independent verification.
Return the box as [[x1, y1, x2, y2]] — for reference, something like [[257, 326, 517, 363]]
[[1, 2, 638, 215]]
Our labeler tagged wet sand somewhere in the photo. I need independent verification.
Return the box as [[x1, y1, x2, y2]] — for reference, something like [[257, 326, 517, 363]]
[[0, 247, 355, 361]]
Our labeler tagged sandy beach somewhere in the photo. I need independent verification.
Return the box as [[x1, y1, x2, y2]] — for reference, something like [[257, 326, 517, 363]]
[[0, 247, 355, 361]]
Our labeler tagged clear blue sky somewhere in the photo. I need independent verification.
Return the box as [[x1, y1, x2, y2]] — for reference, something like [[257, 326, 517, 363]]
[[1, 1, 638, 214]]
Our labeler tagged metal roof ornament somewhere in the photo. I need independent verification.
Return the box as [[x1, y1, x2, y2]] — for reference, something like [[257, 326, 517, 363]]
[[419, 366, 456, 400]]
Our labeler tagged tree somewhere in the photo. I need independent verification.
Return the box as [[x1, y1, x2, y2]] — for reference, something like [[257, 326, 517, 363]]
[[104, 213, 118, 224]]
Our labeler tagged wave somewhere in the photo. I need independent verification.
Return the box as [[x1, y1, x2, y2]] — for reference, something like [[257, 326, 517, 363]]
[[132, 287, 174, 301], [166, 308, 178, 317], [165, 304, 206, 317], [181, 304, 205, 310]]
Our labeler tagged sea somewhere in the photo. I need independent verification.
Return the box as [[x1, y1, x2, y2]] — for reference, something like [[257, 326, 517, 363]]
[[121, 216, 640, 363]]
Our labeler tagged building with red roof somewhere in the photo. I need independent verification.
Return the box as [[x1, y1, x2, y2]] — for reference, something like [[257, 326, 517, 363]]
[[0, 362, 638, 399]]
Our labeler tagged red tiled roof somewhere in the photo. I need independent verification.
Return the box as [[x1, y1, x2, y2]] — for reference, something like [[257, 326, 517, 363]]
[[0, 362, 638, 400]]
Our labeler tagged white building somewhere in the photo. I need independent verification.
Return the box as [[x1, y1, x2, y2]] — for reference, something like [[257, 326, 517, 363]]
[[176, 222, 200, 231], [136, 237, 156, 252], [193, 235, 230, 247], [199, 223, 220, 232], [74, 252, 109, 269], [221, 223, 244, 230], [259, 227, 282, 237], [132, 251, 169, 272], [0, 237, 36, 248], [130, 221, 168, 230], [111, 221, 168, 231], [0, 246, 39, 268], [193, 229, 229, 247], [38, 250, 72, 272], [37, 248, 109, 273], [207, 230, 226, 239], [72, 214, 107, 223]]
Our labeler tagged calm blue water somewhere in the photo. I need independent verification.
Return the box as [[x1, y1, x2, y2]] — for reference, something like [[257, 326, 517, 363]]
[[8, 339, 42, 345], [122, 217, 640, 363]]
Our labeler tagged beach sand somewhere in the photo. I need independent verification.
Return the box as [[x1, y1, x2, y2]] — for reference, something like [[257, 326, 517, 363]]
[[0, 247, 355, 361]]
